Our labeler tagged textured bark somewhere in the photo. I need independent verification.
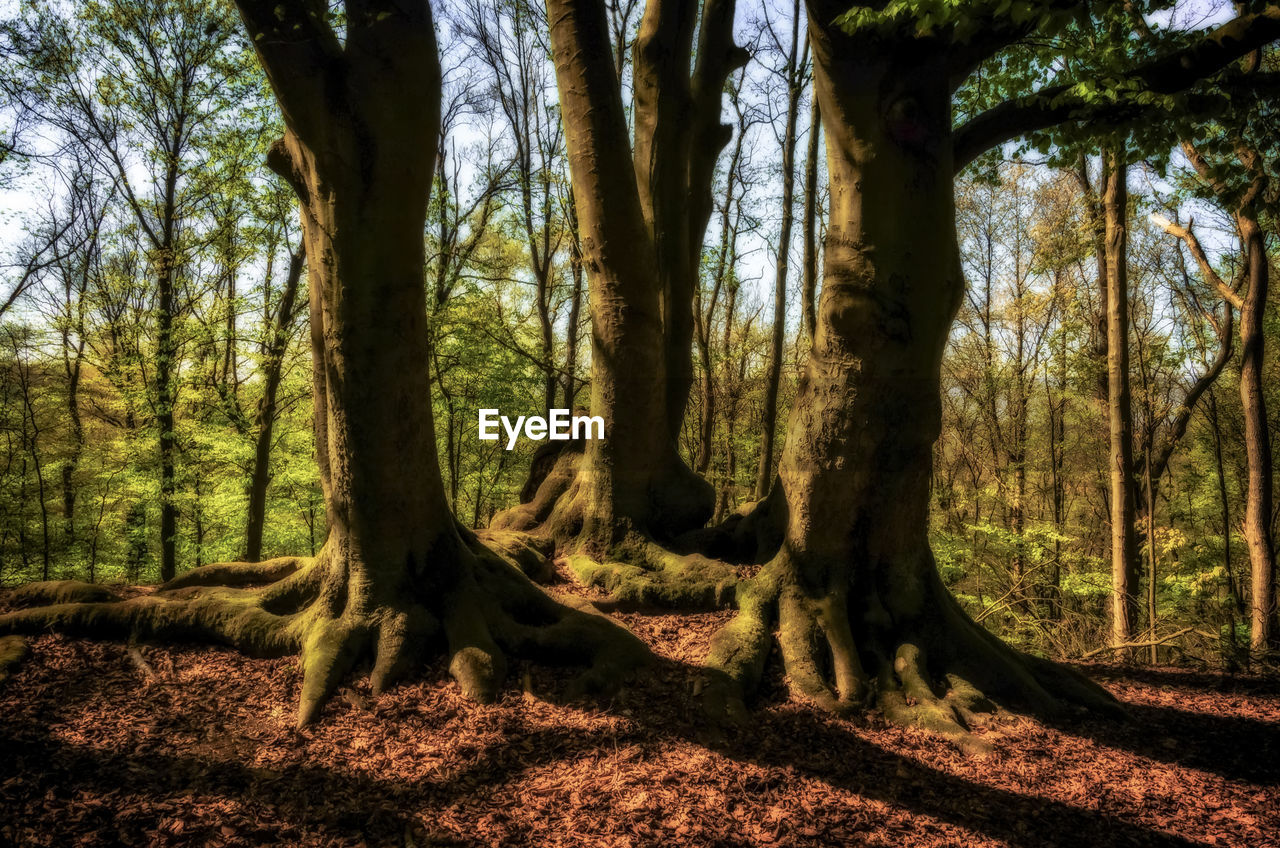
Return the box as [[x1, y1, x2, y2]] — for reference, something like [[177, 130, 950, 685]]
[[1237, 214, 1275, 653], [1103, 151, 1139, 650], [1, 0, 647, 725], [498, 0, 745, 551], [703, 1, 1119, 746]]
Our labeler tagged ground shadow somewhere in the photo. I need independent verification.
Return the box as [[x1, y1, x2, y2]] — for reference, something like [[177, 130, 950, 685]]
[[0, 646, 1232, 847]]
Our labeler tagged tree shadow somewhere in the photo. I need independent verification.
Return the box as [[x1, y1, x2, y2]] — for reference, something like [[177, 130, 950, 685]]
[[1079, 663, 1280, 698], [0, 650, 1230, 847]]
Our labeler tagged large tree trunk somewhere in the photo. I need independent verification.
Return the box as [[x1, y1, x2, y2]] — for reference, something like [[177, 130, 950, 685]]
[[703, 1, 1117, 746], [0, 0, 645, 726], [1103, 151, 1139, 650], [494, 0, 745, 550]]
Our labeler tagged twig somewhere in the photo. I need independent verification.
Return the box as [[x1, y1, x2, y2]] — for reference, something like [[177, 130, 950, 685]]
[[1079, 626, 1197, 659]]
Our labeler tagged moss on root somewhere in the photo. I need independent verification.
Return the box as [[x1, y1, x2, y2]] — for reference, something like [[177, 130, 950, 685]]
[[566, 541, 738, 610], [0, 534, 650, 727], [0, 635, 29, 685], [474, 529, 556, 582], [702, 555, 1124, 755], [7, 581, 124, 608]]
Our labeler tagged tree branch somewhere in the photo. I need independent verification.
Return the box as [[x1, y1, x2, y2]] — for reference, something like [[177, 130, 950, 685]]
[[952, 7, 1280, 171]]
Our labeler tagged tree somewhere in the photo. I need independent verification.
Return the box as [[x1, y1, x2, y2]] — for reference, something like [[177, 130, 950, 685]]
[[1103, 151, 1141, 649], [702, 0, 1279, 746], [493, 0, 746, 552], [0, 0, 645, 727], [1154, 140, 1277, 654], [755, 0, 810, 500]]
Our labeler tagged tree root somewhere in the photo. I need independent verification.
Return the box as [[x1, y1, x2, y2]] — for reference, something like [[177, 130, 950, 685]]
[[703, 556, 1124, 755], [474, 529, 556, 582], [7, 580, 124, 608], [0, 635, 28, 685], [672, 482, 787, 565], [0, 535, 650, 726], [488, 442, 736, 610], [565, 540, 739, 610], [160, 557, 305, 591]]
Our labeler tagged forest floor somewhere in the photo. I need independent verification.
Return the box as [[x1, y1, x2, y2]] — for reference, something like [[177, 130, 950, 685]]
[[1, 567, 1278, 848]]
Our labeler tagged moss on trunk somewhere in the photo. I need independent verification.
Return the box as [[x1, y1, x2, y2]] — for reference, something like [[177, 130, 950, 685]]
[[701, 0, 1123, 751]]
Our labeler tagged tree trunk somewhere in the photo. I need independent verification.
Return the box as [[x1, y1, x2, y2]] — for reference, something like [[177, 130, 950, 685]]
[[801, 94, 820, 342], [0, 0, 646, 727], [1104, 150, 1139, 650], [755, 0, 805, 500], [155, 245, 178, 583], [1237, 213, 1275, 654], [562, 190, 584, 409], [244, 247, 304, 562], [495, 0, 747, 549], [704, 2, 1117, 746]]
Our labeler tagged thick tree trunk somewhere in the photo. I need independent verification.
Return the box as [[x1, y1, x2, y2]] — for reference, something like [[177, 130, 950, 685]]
[[703, 2, 1117, 744], [1, 0, 646, 726], [1237, 214, 1275, 654], [1104, 151, 1139, 649], [495, 0, 741, 549]]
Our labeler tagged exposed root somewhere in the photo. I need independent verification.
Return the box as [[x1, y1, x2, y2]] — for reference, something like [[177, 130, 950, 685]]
[[0, 635, 28, 685], [703, 554, 1124, 754], [492, 438, 715, 548], [490, 440, 583, 536], [6, 580, 123, 608], [160, 556, 306, 591], [0, 533, 650, 727], [673, 482, 787, 565], [565, 538, 739, 610], [474, 529, 556, 582]]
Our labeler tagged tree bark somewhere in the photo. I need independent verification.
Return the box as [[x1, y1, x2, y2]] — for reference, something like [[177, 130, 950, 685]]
[[704, 1, 1117, 745], [1237, 213, 1275, 653], [1103, 150, 1139, 650]]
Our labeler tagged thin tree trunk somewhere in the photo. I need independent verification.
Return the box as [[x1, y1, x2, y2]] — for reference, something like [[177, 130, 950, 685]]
[[1209, 389, 1242, 653], [755, 0, 805, 499], [801, 94, 820, 342], [1237, 213, 1275, 653], [244, 246, 304, 562], [562, 191, 584, 409], [1104, 150, 1139, 649]]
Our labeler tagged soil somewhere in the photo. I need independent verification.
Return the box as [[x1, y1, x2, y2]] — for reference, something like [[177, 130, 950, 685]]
[[1, 568, 1277, 847]]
